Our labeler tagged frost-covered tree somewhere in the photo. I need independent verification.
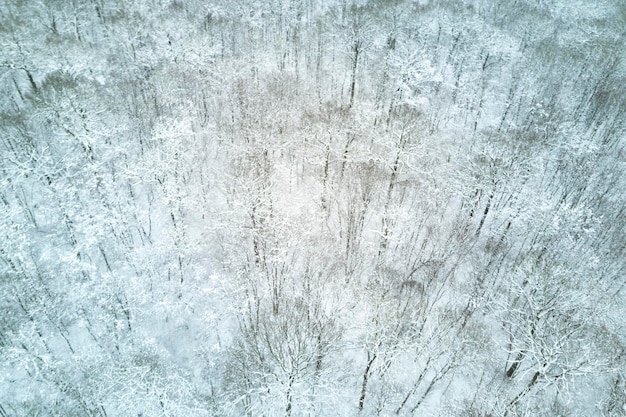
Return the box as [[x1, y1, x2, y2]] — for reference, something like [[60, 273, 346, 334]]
[[1, 0, 625, 416]]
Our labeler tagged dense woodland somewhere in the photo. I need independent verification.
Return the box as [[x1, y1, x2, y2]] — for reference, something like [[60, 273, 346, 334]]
[[1, 0, 626, 416]]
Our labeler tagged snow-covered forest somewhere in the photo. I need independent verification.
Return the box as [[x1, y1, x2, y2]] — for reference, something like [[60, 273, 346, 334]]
[[1, 0, 625, 416]]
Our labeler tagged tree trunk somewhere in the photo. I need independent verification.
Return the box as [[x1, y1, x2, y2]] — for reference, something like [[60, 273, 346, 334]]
[[358, 352, 376, 412], [349, 41, 360, 108]]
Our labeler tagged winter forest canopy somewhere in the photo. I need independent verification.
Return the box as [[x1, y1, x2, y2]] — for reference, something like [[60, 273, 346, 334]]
[[1, 0, 626, 416]]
